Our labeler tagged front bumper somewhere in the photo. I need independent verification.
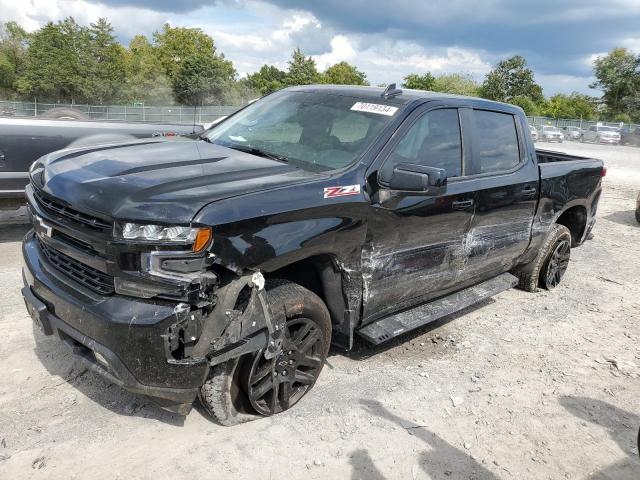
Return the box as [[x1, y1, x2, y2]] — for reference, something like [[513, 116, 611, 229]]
[[22, 232, 209, 413], [598, 137, 620, 144]]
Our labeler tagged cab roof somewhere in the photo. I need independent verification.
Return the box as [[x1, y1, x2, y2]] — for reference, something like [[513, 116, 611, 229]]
[[285, 84, 521, 113]]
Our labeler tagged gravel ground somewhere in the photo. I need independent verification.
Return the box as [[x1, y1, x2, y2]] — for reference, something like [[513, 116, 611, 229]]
[[0, 142, 639, 479]]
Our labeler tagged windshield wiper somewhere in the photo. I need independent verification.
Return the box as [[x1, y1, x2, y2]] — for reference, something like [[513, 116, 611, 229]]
[[224, 143, 289, 163]]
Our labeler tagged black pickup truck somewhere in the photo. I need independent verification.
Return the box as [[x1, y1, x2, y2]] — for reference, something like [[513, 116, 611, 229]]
[[0, 117, 202, 207], [21, 85, 604, 424]]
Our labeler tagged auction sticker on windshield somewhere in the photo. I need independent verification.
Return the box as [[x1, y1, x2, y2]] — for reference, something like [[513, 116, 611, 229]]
[[350, 102, 398, 116]]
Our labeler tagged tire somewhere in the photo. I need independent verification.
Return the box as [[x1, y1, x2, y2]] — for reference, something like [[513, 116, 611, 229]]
[[199, 281, 332, 425], [39, 107, 89, 121], [512, 224, 572, 292], [635, 206, 640, 224]]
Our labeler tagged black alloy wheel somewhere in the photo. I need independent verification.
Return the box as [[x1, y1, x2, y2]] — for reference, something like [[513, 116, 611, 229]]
[[245, 317, 325, 415], [541, 239, 571, 289]]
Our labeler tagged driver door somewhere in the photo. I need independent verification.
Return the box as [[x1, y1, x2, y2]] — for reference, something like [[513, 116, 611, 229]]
[[362, 106, 477, 322]]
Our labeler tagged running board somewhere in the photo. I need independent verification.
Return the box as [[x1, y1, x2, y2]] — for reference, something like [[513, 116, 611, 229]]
[[357, 273, 518, 345]]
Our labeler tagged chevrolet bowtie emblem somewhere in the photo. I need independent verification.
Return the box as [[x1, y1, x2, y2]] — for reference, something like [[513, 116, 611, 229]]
[[35, 215, 53, 237]]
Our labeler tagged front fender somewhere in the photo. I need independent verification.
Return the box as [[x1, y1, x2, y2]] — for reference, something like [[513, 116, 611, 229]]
[[193, 188, 369, 274]]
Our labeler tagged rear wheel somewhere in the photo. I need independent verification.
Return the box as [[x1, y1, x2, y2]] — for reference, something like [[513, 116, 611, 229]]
[[512, 224, 572, 292], [199, 282, 331, 425], [539, 236, 571, 289]]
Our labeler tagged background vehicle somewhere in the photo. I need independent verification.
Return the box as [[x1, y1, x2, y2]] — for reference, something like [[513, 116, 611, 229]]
[[582, 125, 621, 144], [530, 124, 539, 141], [621, 126, 640, 146], [538, 125, 564, 142], [21, 86, 604, 424], [0, 117, 203, 207], [562, 126, 583, 141]]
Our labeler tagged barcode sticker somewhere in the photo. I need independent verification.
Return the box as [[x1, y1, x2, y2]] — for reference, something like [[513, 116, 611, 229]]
[[350, 102, 398, 116]]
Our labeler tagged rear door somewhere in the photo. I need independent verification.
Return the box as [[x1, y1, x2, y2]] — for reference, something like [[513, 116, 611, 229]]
[[362, 104, 477, 321], [462, 108, 538, 282]]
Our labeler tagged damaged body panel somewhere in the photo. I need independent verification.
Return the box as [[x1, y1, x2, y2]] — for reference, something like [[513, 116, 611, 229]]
[[21, 86, 604, 416]]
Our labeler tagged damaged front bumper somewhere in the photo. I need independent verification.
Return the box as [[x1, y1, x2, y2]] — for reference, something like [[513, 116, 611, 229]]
[[22, 232, 278, 415]]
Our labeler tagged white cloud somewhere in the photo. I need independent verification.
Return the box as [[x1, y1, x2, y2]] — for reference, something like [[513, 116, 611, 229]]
[[536, 73, 597, 95], [312, 35, 357, 70], [0, 0, 167, 38]]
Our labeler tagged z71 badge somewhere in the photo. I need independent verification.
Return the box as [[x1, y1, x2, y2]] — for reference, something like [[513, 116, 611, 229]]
[[324, 185, 361, 199]]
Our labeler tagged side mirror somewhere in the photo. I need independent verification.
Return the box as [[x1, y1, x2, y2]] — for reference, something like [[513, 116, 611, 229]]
[[387, 163, 447, 195]]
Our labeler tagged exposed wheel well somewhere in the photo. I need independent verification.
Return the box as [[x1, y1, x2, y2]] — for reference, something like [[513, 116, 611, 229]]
[[264, 255, 346, 327], [556, 206, 587, 245]]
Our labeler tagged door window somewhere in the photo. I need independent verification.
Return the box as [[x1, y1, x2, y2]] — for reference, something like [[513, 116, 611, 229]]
[[386, 108, 462, 178], [473, 110, 521, 174]]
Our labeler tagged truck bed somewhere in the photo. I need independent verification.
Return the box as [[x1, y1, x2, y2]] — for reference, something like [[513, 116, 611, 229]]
[[536, 149, 592, 163]]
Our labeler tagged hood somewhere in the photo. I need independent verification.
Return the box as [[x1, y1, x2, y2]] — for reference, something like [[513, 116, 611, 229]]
[[38, 137, 323, 224]]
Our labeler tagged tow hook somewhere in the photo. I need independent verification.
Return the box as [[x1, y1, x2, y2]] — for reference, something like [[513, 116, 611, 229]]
[[250, 272, 285, 359]]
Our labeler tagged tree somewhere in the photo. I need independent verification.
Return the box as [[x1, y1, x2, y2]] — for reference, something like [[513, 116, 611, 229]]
[[245, 64, 286, 95], [84, 18, 126, 103], [402, 73, 436, 91], [480, 56, 543, 103], [321, 61, 368, 85], [153, 24, 216, 81], [123, 35, 173, 104], [431, 73, 480, 96], [540, 93, 597, 120], [0, 21, 29, 95], [591, 48, 640, 120], [15, 18, 91, 102], [284, 48, 319, 86], [172, 51, 235, 105], [510, 96, 541, 116]]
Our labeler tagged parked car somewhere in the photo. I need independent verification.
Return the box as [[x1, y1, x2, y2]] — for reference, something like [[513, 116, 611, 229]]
[[581, 125, 621, 144], [538, 125, 564, 142], [621, 126, 640, 147], [530, 124, 539, 141], [562, 126, 583, 141], [0, 117, 203, 208], [22, 85, 604, 424]]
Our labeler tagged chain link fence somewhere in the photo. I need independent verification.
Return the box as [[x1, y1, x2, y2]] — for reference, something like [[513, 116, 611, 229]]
[[526, 115, 638, 131], [0, 100, 240, 124]]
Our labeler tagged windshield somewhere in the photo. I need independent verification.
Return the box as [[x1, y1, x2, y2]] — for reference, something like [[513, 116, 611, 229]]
[[543, 126, 560, 132], [598, 126, 619, 132], [203, 90, 398, 171]]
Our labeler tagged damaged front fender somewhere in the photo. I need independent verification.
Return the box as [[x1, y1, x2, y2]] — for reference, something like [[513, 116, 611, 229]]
[[190, 272, 285, 366]]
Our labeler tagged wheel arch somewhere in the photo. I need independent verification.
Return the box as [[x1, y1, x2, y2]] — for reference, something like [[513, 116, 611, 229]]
[[555, 204, 588, 246], [263, 253, 349, 330]]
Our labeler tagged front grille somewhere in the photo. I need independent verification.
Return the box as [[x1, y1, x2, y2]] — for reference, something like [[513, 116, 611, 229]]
[[38, 238, 115, 295], [34, 189, 112, 232]]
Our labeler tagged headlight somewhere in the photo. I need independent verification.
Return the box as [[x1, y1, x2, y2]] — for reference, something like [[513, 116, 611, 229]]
[[117, 223, 212, 252]]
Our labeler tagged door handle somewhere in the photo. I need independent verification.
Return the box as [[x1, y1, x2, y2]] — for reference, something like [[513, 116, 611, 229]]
[[452, 199, 474, 210]]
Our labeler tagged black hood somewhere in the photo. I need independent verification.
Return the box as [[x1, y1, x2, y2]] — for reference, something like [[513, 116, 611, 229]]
[[38, 137, 322, 224]]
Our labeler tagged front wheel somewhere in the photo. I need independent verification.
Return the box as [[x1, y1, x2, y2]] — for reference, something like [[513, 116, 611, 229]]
[[512, 224, 572, 292], [199, 282, 331, 425]]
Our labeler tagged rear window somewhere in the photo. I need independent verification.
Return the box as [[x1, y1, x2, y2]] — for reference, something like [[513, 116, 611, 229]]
[[473, 110, 520, 174]]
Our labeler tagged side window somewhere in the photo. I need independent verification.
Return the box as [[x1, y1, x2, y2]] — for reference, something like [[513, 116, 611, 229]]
[[473, 110, 520, 174], [388, 108, 462, 177]]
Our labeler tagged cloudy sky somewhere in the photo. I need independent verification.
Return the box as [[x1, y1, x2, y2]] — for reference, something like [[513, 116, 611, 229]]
[[2, 0, 640, 96]]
